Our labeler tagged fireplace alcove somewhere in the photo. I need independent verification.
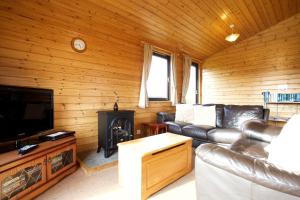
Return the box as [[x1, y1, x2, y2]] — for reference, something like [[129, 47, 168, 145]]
[[97, 110, 134, 158]]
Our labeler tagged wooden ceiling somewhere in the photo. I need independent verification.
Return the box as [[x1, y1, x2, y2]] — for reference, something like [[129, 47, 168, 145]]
[[85, 0, 300, 59], [5, 0, 299, 59]]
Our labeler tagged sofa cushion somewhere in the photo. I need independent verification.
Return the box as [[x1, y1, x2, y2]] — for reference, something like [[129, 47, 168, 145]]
[[207, 128, 243, 144], [175, 104, 194, 123], [230, 138, 269, 159], [165, 121, 191, 135], [193, 105, 216, 127], [203, 104, 224, 128], [182, 125, 215, 140], [223, 105, 264, 129], [267, 114, 300, 175]]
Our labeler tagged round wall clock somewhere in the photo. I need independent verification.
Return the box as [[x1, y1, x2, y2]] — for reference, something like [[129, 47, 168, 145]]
[[71, 38, 87, 53]]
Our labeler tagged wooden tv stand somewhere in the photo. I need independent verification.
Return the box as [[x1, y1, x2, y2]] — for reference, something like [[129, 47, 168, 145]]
[[0, 136, 77, 200]]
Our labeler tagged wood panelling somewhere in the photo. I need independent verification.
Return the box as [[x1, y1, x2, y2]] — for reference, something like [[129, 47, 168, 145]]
[[202, 13, 300, 121], [0, 0, 299, 151], [0, 0, 184, 152], [90, 0, 300, 59]]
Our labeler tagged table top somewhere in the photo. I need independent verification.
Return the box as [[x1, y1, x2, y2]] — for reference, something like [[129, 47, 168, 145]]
[[117, 133, 192, 156], [142, 123, 167, 127]]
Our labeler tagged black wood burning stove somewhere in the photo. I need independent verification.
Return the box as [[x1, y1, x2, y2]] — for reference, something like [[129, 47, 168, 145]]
[[97, 110, 134, 158]]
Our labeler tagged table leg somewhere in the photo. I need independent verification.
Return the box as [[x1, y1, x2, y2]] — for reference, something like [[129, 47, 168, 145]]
[[163, 127, 167, 133], [147, 127, 151, 137], [155, 126, 159, 135]]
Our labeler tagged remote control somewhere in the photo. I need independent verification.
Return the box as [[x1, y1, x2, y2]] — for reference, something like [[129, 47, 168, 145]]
[[18, 144, 39, 155]]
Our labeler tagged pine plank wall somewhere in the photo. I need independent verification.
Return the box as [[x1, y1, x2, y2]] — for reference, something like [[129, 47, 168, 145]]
[[0, 1, 299, 151], [202, 13, 300, 123], [0, 1, 186, 152]]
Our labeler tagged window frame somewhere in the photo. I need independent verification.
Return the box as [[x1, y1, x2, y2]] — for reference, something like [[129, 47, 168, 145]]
[[191, 62, 199, 104], [148, 52, 171, 101]]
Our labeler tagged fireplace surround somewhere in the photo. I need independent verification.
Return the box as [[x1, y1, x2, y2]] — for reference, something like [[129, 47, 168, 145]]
[[97, 110, 134, 158]]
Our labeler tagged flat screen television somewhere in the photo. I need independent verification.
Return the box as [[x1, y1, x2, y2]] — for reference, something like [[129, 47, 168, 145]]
[[0, 85, 54, 143]]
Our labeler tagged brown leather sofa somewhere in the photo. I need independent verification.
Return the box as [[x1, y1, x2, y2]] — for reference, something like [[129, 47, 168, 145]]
[[195, 120, 300, 200], [157, 104, 270, 147]]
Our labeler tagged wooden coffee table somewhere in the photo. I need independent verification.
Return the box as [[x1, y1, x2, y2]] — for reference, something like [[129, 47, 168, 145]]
[[118, 133, 192, 200]]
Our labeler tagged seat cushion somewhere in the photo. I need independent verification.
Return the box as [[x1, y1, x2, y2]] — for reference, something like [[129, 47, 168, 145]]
[[223, 105, 264, 129], [207, 128, 243, 144], [165, 121, 191, 135], [182, 125, 215, 140], [230, 138, 269, 159]]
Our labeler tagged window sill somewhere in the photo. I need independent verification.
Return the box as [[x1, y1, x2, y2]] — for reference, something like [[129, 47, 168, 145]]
[[149, 100, 171, 102], [149, 100, 173, 105]]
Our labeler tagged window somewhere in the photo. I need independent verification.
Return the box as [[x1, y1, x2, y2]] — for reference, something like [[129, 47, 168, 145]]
[[147, 52, 170, 101], [186, 62, 199, 104]]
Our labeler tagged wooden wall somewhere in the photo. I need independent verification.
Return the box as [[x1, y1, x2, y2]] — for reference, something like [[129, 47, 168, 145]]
[[202, 13, 300, 122], [0, 0, 186, 152]]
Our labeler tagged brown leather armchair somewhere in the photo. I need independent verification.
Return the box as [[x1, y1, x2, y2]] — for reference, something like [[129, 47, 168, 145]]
[[195, 120, 300, 200]]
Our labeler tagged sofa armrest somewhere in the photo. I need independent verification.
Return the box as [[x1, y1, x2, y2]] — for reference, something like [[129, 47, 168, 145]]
[[156, 112, 175, 123], [241, 119, 281, 143], [196, 144, 300, 197]]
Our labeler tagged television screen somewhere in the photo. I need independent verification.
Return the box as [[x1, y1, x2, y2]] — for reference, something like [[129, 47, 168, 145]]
[[0, 85, 53, 143]]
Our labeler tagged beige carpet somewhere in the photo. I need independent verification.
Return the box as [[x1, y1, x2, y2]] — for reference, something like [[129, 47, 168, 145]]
[[35, 166, 196, 200]]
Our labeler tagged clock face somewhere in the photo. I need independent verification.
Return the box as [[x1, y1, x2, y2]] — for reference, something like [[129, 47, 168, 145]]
[[71, 38, 86, 52]]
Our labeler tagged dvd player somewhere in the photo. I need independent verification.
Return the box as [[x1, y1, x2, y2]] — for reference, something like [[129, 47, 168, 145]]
[[40, 131, 75, 141]]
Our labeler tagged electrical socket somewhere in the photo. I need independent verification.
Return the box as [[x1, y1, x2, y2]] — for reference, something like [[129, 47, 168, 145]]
[[136, 129, 141, 135]]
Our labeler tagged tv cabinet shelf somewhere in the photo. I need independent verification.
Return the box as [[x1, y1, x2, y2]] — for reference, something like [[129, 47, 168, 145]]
[[0, 136, 77, 200]]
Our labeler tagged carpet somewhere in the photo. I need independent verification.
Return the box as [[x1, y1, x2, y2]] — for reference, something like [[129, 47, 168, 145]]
[[35, 166, 196, 200], [77, 149, 118, 174]]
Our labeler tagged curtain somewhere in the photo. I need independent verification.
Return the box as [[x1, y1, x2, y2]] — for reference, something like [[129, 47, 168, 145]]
[[138, 44, 153, 108], [170, 53, 178, 106], [181, 55, 192, 103]]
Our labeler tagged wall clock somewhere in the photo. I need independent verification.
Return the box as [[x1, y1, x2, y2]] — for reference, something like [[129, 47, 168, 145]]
[[71, 38, 87, 53]]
